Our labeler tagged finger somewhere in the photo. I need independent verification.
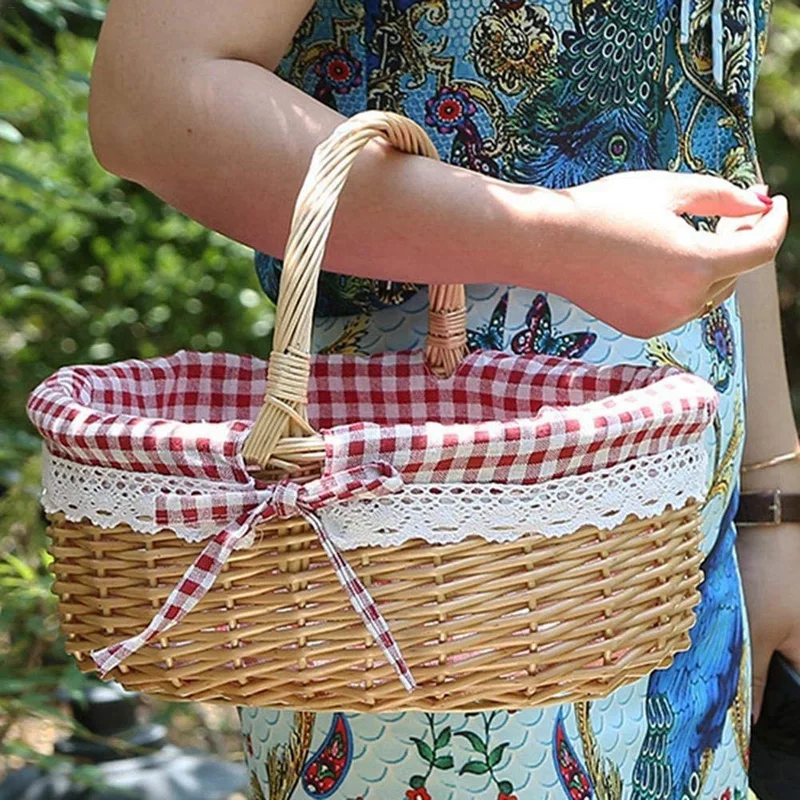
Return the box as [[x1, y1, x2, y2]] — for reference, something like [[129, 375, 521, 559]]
[[706, 195, 789, 280], [672, 174, 773, 217], [715, 210, 762, 237]]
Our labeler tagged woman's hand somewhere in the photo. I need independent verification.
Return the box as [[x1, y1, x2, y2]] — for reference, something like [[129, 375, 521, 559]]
[[549, 171, 789, 338], [737, 519, 800, 721]]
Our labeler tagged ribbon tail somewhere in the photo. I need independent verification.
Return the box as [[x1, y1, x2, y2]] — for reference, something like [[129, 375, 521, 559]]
[[302, 511, 416, 692], [91, 502, 268, 676]]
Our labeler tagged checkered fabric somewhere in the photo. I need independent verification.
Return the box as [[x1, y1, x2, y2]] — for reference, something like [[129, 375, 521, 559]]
[[308, 350, 680, 427], [91, 462, 414, 688], [27, 350, 719, 487], [28, 348, 718, 683], [324, 371, 717, 485], [26, 351, 263, 483]]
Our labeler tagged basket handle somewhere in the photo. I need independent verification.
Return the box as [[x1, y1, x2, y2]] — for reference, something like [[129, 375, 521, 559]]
[[243, 111, 468, 468]]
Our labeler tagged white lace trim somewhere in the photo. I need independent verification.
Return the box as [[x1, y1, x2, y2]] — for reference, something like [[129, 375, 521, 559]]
[[318, 442, 708, 549], [40, 451, 254, 546], [41, 442, 707, 549]]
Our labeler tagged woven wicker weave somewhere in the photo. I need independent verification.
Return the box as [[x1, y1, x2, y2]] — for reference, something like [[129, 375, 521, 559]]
[[47, 111, 705, 711]]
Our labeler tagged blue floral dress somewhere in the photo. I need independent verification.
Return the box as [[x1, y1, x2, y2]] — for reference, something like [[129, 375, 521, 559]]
[[242, 2, 770, 798]]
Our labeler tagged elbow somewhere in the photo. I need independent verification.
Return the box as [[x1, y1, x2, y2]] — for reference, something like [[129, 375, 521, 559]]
[[88, 54, 218, 187], [88, 35, 168, 183], [88, 73, 140, 180]]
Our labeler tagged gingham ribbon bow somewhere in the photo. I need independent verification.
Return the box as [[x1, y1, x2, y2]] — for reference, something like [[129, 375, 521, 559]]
[[90, 462, 417, 692]]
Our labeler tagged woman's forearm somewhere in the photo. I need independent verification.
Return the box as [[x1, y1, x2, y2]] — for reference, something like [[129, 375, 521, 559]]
[[735, 237, 800, 724], [738, 262, 799, 491], [89, 12, 557, 293]]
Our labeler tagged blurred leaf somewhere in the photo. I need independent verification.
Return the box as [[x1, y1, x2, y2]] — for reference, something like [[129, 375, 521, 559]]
[[1, 197, 39, 215], [0, 49, 40, 74], [0, 52, 58, 101], [10, 285, 89, 320], [0, 119, 24, 143], [66, 69, 90, 85], [55, 0, 106, 19], [0, 162, 47, 191], [21, 0, 68, 30], [0, 250, 34, 281], [2, 553, 36, 582]]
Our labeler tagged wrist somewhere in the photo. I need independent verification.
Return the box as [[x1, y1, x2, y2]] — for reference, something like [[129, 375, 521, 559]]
[[497, 184, 577, 296]]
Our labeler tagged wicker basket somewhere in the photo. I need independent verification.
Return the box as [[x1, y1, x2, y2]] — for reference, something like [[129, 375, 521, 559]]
[[35, 111, 712, 712]]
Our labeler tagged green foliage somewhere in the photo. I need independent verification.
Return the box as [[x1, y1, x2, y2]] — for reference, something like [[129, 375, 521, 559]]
[[0, 1, 272, 776], [0, 453, 94, 769], [0, 6, 274, 488]]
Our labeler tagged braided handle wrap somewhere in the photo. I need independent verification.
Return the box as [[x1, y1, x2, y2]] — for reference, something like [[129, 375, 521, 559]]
[[244, 111, 468, 468]]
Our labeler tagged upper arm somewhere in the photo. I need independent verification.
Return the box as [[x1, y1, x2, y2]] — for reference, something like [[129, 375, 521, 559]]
[[95, 0, 315, 71], [89, 0, 314, 167]]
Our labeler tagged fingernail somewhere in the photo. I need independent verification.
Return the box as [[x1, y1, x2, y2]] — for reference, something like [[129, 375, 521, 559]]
[[755, 192, 773, 207]]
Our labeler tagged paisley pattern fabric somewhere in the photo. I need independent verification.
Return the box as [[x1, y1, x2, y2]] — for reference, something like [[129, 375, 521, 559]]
[[244, 1, 770, 797]]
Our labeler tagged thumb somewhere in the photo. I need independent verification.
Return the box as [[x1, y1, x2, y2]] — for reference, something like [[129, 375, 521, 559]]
[[751, 632, 774, 724], [672, 175, 772, 218]]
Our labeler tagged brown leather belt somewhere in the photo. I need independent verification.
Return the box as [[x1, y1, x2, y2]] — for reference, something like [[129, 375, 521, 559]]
[[736, 490, 800, 527]]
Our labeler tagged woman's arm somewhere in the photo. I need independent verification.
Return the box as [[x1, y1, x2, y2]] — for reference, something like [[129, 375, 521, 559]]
[[736, 256, 800, 721], [89, 1, 537, 294], [739, 262, 797, 470], [89, 0, 787, 338]]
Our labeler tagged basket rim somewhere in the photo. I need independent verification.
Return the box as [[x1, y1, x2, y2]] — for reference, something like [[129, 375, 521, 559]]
[[27, 348, 719, 487]]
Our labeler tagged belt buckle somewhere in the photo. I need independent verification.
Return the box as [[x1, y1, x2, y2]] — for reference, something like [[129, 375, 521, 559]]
[[770, 488, 783, 525]]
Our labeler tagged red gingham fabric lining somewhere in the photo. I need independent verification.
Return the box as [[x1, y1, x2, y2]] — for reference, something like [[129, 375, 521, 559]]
[[27, 350, 719, 487], [26, 352, 263, 483], [322, 356, 717, 484]]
